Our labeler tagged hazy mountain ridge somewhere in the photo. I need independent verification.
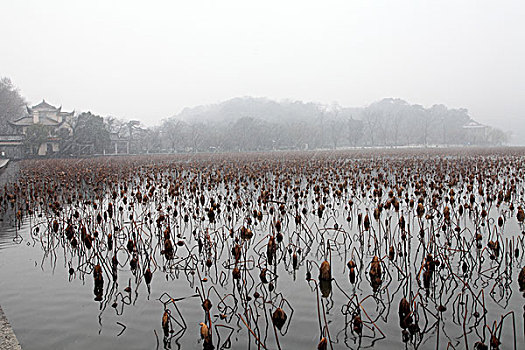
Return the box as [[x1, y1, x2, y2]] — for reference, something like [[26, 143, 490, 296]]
[[175, 96, 480, 126], [156, 96, 508, 152], [177, 97, 329, 124]]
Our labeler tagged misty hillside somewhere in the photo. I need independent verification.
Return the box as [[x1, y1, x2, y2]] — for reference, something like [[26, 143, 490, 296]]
[[155, 97, 507, 152], [177, 97, 325, 124]]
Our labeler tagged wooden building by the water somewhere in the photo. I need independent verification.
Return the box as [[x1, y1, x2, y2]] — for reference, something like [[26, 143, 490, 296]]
[[8, 100, 73, 156]]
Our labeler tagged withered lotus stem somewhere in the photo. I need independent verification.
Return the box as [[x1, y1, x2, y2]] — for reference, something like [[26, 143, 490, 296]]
[[317, 337, 328, 350], [271, 308, 287, 330], [199, 322, 210, 342], [347, 260, 356, 269], [423, 270, 431, 289], [260, 268, 268, 283], [363, 214, 370, 231], [416, 203, 425, 217], [399, 216, 405, 231], [232, 266, 241, 280], [202, 299, 212, 312], [443, 206, 450, 222], [232, 244, 241, 262], [94, 264, 103, 282], [319, 260, 331, 281], [275, 220, 281, 232], [349, 267, 356, 284], [353, 314, 363, 334], [267, 236, 276, 265], [518, 266, 525, 291], [369, 256, 381, 279], [144, 268, 152, 284], [399, 297, 410, 318], [474, 341, 488, 350], [162, 311, 169, 336]]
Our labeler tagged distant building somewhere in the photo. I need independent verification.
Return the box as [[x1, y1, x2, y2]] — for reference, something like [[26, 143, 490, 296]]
[[8, 100, 73, 156], [108, 132, 130, 154], [463, 119, 488, 145]]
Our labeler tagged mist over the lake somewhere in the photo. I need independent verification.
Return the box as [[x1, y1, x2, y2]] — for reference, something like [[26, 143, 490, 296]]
[[1, 0, 523, 144]]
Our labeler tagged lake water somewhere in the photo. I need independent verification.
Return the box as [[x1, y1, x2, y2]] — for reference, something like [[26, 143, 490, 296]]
[[0, 150, 524, 349]]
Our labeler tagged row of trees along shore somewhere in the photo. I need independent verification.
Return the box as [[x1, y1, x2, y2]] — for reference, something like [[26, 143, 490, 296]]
[[0, 77, 509, 156]]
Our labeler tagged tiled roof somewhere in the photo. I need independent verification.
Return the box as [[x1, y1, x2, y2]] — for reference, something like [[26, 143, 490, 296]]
[[463, 119, 486, 129], [32, 99, 58, 110], [9, 116, 63, 127]]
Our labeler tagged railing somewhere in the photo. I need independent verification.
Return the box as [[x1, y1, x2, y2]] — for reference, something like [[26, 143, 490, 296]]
[[0, 135, 25, 141]]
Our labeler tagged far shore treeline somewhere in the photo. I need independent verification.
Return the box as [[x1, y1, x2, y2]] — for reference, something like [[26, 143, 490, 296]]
[[0, 76, 509, 157]]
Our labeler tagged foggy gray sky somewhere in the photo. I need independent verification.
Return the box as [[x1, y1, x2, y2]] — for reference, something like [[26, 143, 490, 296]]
[[1, 0, 524, 142]]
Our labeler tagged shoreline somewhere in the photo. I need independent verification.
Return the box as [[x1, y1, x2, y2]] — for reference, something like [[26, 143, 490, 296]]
[[0, 305, 22, 350]]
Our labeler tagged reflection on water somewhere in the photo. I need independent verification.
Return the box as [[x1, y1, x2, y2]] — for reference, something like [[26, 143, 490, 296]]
[[0, 223, 20, 248], [0, 150, 524, 350]]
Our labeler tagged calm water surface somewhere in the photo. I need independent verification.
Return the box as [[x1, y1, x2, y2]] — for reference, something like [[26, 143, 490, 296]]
[[0, 153, 524, 350]]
